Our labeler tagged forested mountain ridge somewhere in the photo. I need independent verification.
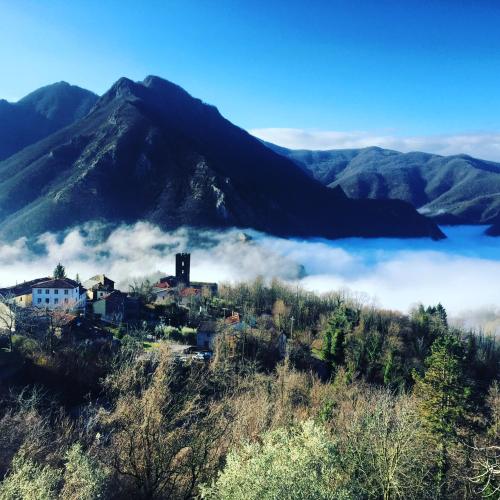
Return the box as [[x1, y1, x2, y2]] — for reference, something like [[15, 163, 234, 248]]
[[265, 142, 500, 225], [0, 76, 443, 241], [0, 82, 98, 161]]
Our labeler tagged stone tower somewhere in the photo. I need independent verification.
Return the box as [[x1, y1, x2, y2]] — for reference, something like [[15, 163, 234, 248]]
[[175, 253, 191, 285]]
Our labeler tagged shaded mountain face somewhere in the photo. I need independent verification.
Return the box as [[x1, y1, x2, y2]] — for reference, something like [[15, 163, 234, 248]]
[[266, 143, 500, 225], [0, 76, 443, 241], [0, 82, 98, 161]]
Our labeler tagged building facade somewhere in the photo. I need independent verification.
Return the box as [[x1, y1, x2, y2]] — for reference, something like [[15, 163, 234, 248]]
[[32, 278, 86, 310], [0, 277, 52, 307], [83, 274, 115, 301]]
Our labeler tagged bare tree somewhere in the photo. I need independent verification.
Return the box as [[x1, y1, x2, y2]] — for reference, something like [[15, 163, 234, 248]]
[[469, 444, 500, 497], [0, 293, 20, 351], [98, 346, 232, 499]]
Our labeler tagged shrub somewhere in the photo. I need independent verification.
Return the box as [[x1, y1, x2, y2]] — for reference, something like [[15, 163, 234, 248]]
[[11, 335, 38, 357], [61, 443, 108, 500], [0, 452, 60, 500], [201, 420, 351, 500]]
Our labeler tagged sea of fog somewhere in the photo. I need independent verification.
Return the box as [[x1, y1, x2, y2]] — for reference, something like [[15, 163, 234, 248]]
[[1, 223, 500, 332]]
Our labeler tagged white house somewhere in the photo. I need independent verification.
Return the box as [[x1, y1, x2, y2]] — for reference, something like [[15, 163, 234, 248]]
[[32, 278, 87, 310]]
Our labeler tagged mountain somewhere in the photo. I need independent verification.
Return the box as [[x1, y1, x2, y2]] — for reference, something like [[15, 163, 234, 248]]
[[0, 76, 443, 241], [265, 143, 500, 225], [0, 82, 98, 161]]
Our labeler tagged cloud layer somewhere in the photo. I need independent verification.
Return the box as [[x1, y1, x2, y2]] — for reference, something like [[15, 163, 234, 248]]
[[251, 128, 500, 162], [2, 223, 500, 332]]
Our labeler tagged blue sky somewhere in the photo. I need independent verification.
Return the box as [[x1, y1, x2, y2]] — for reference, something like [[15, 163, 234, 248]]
[[2, 0, 500, 156]]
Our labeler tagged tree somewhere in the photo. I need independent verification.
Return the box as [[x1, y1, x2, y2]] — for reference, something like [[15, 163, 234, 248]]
[[99, 347, 230, 499], [272, 299, 289, 333], [0, 451, 60, 500], [321, 306, 351, 374], [53, 263, 66, 279], [0, 294, 20, 352], [201, 420, 351, 500], [128, 279, 155, 304], [413, 334, 470, 498], [61, 443, 108, 500], [467, 382, 500, 497], [336, 389, 435, 500]]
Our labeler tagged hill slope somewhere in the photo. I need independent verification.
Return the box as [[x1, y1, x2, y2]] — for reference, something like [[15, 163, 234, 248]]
[[0, 76, 443, 241], [0, 82, 98, 161], [266, 143, 500, 225]]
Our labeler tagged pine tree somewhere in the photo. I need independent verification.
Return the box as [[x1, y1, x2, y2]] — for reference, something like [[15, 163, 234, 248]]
[[321, 306, 350, 373], [413, 334, 470, 498], [53, 262, 66, 279], [321, 327, 332, 365], [435, 303, 448, 328], [383, 350, 395, 386]]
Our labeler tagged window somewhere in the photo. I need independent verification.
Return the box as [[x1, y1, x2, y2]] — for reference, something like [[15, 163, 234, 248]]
[[64, 298, 68, 304], [37, 289, 42, 294], [45, 298, 49, 304], [54, 298, 58, 304], [37, 298, 41, 304], [54, 289, 58, 294], [64, 289, 69, 295], [45, 289, 49, 294]]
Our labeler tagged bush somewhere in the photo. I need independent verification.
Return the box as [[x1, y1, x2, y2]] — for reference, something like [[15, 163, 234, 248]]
[[181, 327, 196, 345], [201, 420, 352, 500], [61, 443, 108, 500], [0, 452, 60, 500], [11, 335, 38, 357]]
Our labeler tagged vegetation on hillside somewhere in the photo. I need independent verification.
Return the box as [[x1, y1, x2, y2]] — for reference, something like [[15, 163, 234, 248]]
[[0, 278, 499, 499]]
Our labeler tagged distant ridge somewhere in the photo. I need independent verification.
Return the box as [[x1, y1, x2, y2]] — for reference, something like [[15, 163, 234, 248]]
[[0, 76, 442, 241], [0, 82, 98, 161], [264, 142, 500, 226]]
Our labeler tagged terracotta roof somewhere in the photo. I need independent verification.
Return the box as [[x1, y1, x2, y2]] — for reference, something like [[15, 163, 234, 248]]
[[33, 278, 80, 289], [180, 287, 201, 297], [154, 281, 173, 289], [225, 312, 240, 325], [0, 277, 51, 297]]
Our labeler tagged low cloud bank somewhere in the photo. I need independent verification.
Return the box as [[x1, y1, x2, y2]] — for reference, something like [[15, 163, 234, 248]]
[[1, 222, 500, 333], [251, 127, 500, 162]]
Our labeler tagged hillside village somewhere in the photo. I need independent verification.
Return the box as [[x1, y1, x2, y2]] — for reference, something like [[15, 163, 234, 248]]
[[0, 253, 238, 360]]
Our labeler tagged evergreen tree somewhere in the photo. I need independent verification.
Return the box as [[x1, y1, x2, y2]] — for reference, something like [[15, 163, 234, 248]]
[[53, 262, 66, 279], [413, 334, 470, 498], [435, 303, 448, 328], [321, 306, 350, 373], [383, 350, 395, 386], [321, 327, 332, 365]]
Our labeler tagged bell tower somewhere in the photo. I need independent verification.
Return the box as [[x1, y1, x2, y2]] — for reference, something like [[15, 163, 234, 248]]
[[175, 253, 190, 285]]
